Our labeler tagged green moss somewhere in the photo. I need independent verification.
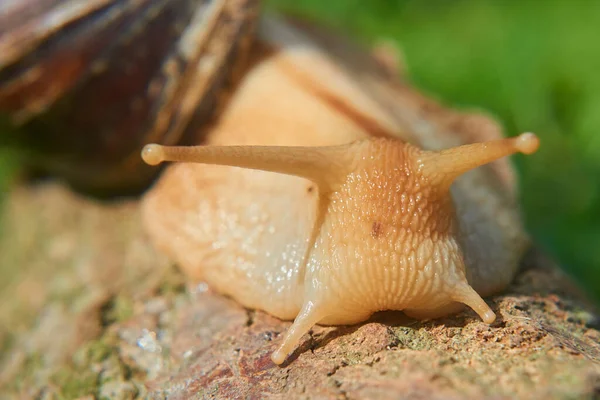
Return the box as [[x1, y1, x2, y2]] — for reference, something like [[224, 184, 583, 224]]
[[392, 327, 434, 351], [49, 336, 128, 399], [343, 351, 365, 366], [101, 295, 134, 326], [52, 368, 99, 400], [7, 352, 44, 393], [157, 265, 186, 296], [49, 341, 107, 398], [79, 338, 114, 364], [0, 332, 15, 359]]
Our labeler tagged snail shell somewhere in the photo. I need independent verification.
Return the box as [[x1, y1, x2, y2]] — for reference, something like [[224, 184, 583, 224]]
[[141, 16, 539, 364], [0, 0, 260, 193]]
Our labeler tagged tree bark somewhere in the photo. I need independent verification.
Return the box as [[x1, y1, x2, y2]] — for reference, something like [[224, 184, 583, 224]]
[[0, 15, 599, 400], [0, 182, 598, 399]]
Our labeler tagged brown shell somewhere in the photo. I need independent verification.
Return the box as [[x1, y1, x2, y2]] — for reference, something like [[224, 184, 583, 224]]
[[0, 0, 260, 194]]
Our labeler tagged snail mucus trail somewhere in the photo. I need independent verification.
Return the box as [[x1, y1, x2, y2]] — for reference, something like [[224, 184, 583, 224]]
[[141, 132, 539, 365]]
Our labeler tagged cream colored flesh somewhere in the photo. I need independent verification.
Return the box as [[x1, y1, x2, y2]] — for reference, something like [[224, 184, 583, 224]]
[[141, 16, 533, 365]]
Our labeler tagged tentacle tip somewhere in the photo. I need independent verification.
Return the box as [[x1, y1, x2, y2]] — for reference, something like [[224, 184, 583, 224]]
[[271, 349, 287, 365], [141, 144, 165, 166], [515, 132, 540, 155], [481, 310, 497, 324]]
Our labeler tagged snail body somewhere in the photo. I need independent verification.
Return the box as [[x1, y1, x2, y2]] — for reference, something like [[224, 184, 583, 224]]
[[0, 0, 539, 366], [141, 17, 539, 364]]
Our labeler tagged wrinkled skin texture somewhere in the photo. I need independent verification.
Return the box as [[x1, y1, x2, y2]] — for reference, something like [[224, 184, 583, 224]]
[[141, 16, 529, 363]]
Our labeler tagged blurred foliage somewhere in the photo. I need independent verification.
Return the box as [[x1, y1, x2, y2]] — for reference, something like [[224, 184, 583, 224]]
[[267, 0, 600, 302]]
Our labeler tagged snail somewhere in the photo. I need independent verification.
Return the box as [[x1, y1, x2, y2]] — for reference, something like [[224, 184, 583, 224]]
[[139, 16, 541, 365], [0, 0, 540, 367]]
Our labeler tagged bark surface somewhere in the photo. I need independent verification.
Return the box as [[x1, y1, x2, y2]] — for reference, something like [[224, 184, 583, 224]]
[[0, 182, 598, 400]]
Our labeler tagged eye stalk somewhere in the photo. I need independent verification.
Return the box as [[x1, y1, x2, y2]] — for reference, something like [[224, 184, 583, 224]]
[[514, 132, 541, 154], [142, 133, 540, 190], [141, 142, 359, 190], [415, 132, 539, 188], [141, 144, 166, 166], [142, 132, 540, 198]]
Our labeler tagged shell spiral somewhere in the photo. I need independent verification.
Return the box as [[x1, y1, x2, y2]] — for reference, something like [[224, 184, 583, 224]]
[[0, 0, 260, 193]]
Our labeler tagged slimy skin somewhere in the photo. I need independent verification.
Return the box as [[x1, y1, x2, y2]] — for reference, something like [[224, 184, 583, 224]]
[[140, 17, 540, 365], [141, 134, 538, 365]]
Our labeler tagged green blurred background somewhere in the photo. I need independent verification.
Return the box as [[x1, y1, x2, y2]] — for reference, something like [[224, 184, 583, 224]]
[[265, 0, 600, 302], [0, 0, 598, 302]]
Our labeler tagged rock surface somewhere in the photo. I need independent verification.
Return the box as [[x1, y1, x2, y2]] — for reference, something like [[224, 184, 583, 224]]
[[0, 183, 599, 400]]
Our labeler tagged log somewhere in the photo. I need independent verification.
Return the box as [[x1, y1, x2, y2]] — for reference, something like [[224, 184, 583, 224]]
[[0, 15, 599, 400], [0, 183, 598, 399]]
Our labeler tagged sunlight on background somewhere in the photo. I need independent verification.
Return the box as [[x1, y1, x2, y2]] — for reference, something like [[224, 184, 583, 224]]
[[267, 0, 600, 301]]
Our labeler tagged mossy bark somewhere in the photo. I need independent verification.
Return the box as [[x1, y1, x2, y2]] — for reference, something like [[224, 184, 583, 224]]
[[0, 182, 598, 400]]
